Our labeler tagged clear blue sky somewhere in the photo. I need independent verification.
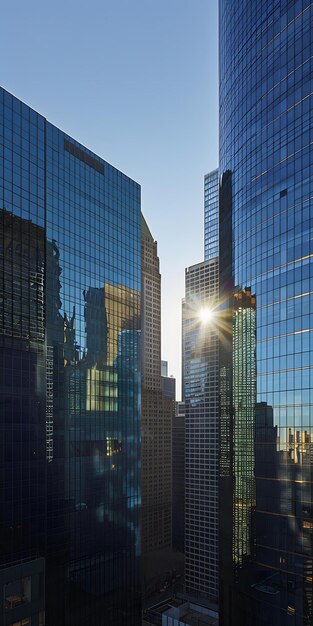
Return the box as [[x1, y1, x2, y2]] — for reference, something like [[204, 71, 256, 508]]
[[1, 0, 218, 399]]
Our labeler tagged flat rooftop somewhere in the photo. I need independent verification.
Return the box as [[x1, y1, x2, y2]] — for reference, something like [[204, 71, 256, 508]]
[[144, 597, 219, 626]]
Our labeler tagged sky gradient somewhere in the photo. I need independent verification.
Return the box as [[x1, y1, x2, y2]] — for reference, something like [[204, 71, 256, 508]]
[[0, 0, 218, 399]]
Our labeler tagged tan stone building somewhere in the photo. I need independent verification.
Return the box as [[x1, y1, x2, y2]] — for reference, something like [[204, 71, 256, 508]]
[[141, 215, 174, 584]]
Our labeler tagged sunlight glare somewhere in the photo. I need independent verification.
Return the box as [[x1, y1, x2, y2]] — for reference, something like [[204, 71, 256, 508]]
[[198, 308, 214, 323]]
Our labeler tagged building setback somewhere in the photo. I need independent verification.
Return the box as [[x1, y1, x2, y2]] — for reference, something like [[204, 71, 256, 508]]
[[0, 86, 141, 626]]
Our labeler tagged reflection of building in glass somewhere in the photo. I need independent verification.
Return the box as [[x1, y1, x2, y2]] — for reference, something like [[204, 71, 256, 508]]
[[0, 208, 45, 344], [84, 287, 108, 367], [255, 402, 277, 564], [232, 287, 256, 568], [0, 86, 141, 625], [104, 282, 140, 366], [0, 209, 47, 626], [85, 367, 118, 412], [219, 1, 313, 623], [183, 259, 219, 606]]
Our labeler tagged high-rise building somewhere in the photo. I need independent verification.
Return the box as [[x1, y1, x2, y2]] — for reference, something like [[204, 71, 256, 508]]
[[219, 1, 313, 624], [182, 259, 219, 608], [204, 169, 219, 262], [0, 86, 141, 625], [161, 360, 168, 377], [181, 168, 220, 609], [141, 215, 174, 592]]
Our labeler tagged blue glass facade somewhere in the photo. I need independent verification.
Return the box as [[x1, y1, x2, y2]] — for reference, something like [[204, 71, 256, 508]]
[[204, 169, 219, 262], [219, 1, 313, 624], [0, 87, 141, 625]]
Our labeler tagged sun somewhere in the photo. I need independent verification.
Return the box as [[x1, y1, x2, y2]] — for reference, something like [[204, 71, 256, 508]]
[[198, 308, 214, 323]]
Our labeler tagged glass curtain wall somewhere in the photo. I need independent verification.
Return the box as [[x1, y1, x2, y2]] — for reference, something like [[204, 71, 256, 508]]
[[0, 87, 141, 626], [219, 1, 313, 625]]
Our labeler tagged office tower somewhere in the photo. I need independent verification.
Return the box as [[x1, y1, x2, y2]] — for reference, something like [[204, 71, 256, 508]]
[[204, 169, 219, 262], [172, 401, 185, 553], [219, 1, 313, 624], [141, 215, 173, 592], [161, 360, 168, 377], [182, 260, 219, 608], [0, 87, 141, 625]]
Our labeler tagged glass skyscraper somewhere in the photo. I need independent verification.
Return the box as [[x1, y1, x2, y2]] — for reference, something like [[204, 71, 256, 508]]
[[179, 172, 220, 609], [219, 1, 313, 624], [204, 169, 219, 262], [0, 87, 141, 625], [182, 259, 219, 607]]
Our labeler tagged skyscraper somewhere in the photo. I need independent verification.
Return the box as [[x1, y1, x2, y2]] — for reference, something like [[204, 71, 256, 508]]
[[0, 86, 141, 625], [204, 169, 219, 262], [180, 168, 220, 609], [141, 215, 174, 595], [182, 259, 219, 607], [219, 1, 313, 624]]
